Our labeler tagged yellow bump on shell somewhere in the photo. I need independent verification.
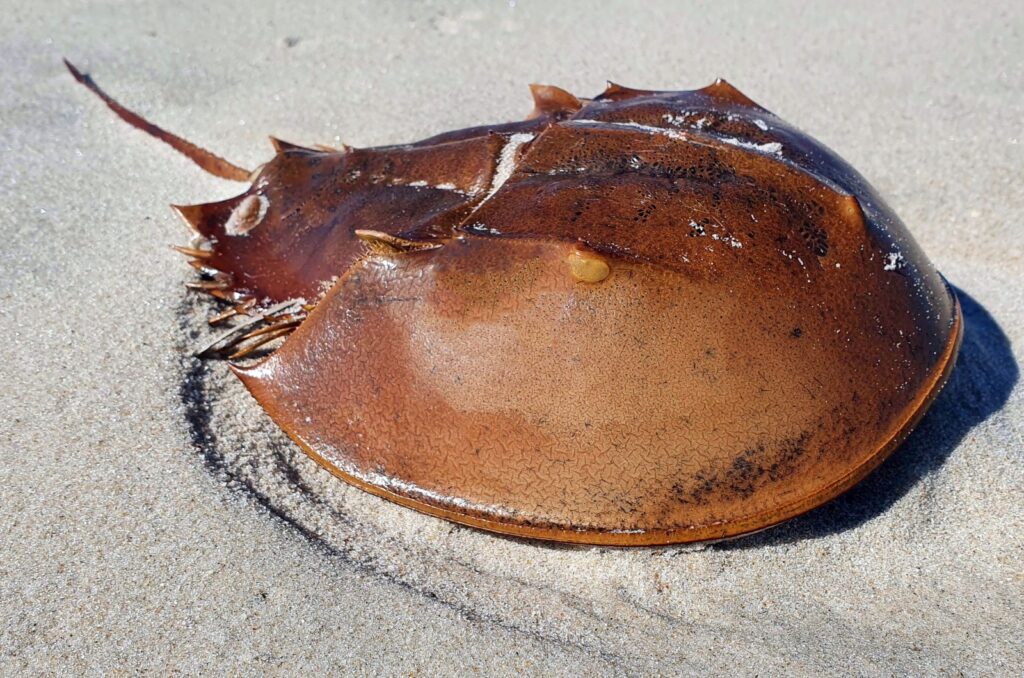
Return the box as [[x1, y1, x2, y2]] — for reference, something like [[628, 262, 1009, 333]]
[[567, 247, 610, 283]]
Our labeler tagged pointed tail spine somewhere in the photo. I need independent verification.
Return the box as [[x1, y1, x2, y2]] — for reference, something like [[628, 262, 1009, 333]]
[[64, 59, 252, 182]]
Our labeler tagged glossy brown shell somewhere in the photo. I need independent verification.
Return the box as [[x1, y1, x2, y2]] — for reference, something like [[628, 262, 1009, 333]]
[[142, 75, 963, 544]]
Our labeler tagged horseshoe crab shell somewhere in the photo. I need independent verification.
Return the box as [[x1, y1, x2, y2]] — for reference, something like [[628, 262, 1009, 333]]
[[71, 64, 962, 545]]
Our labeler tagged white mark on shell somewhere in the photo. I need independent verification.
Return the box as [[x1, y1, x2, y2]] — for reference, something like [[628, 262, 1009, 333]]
[[466, 222, 502, 235], [570, 119, 686, 140], [883, 251, 905, 271], [485, 133, 535, 200], [721, 136, 783, 155], [224, 194, 269, 237]]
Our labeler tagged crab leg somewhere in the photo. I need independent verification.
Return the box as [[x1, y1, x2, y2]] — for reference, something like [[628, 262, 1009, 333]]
[[207, 298, 257, 326], [228, 326, 295, 360], [193, 300, 304, 357], [172, 245, 213, 259], [185, 280, 231, 291], [234, 317, 303, 342]]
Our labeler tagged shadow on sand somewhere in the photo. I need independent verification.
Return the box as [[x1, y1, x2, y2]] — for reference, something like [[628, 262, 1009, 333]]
[[717, 285, 1018, 549]]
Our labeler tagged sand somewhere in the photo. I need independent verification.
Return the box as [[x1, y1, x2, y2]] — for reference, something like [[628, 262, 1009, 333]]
[[2, 1, 1022, 675]]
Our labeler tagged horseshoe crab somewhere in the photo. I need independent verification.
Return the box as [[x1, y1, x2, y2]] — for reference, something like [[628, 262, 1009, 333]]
[[68, 62, 961, 545]]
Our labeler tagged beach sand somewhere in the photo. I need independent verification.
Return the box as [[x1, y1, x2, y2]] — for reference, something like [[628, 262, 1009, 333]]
[[2, 1, 1021, 674]]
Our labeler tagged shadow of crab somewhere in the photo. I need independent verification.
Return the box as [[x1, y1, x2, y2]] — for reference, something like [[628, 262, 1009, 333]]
[[179, 284, 1016, 556]]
